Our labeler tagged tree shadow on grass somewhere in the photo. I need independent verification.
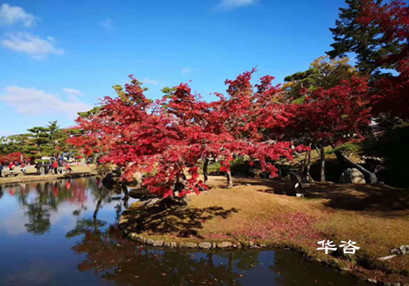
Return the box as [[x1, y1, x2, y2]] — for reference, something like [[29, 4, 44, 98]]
[[121, 200, 239, 238], [232, 177, 294, 195], [233, 175, 409, 216], [303, 183, 409, 216]]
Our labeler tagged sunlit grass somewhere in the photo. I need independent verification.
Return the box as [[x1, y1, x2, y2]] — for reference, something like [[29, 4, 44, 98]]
[[126, 175, 409, 281]]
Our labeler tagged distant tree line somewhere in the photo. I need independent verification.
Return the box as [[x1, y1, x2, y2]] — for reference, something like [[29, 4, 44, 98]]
[[0, 121, 81, 161]]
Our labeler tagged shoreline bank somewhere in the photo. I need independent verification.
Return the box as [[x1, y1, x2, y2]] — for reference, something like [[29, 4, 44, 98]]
[[119, 176, 409, 286], [0, 164, 97, 185], [120, 230, 377, 285], [0, 171, 97, 185]]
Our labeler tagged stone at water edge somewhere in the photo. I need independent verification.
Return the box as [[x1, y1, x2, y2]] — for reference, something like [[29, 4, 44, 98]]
[[119, 217, 128, 225], [339, 168, 366, 184], [390, 245, 409, 256], [391, 248, 402, 255], [152, 240, 164, 247], [179, 242, 197, 248], [399, 245, 409, 255], [198, 242, 212, 249], [217, 241, 233, 248]]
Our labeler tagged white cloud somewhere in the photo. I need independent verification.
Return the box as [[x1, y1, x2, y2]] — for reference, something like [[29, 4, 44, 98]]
[[0, 207, 26, 235], [181, 67, 192, 74], [1, 32, 64, 59], [142, 78, 159, 86], [0, 3, 36, 27], [99, 18, 113, 31], [62, 88, 82, 96], [1, 86, 91, 119], [219, 0, 257, 9]]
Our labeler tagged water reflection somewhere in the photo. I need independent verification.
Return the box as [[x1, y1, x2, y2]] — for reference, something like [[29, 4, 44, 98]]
[[69, 223, 243, 285], [9, 179, 91, 234], [0, 178, 370, 286], [68, 222, 370, 286]]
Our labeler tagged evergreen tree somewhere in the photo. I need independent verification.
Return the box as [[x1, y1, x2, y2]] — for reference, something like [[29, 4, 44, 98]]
[[327, 0, 400, 74]]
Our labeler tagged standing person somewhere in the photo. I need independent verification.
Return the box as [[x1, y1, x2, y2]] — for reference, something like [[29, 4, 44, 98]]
[[58, 156, 64, 174], [35, 161, 41, 175], [45, 162, 50, 174], [20, 162, 26, 175], [65, 162, 72, 174], [52, 160, 58, 174], [0, 163, 3, 177]]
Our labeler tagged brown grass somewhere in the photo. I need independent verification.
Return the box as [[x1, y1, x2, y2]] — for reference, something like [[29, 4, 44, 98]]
[[123, 175, 409, 283]]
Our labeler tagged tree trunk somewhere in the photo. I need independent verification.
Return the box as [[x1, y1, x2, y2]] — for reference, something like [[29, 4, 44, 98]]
[[93, 198, 102, 220], [320, 146, 326, 182], [226, 170, 233, 188], [203, 157, 209, 183], [302, 151, 308, 174], [121, 183, 129, 208], [304, 150, 313, 182], [335, 151, 378, 184]]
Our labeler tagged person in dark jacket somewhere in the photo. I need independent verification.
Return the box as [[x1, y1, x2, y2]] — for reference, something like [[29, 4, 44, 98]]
[[35, 161, 42, 175], [44, 163, 50, 174]]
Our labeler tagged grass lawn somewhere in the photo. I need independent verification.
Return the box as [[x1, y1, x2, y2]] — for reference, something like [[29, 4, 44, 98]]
[[122, 176, 409, 284]]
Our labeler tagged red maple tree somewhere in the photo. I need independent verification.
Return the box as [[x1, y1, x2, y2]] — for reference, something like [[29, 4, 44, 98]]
[[287, 76, 372, 148], [70, 72, 305, 197], [0, 152, 25, 164]]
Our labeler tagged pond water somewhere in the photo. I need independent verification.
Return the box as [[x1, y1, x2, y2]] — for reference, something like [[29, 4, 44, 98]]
[[0, 177, 371, 286]]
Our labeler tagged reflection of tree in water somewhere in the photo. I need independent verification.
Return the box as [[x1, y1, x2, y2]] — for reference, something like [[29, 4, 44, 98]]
[[217, 250, 259, 273], [67, 185, 115, 236], [10, 178, 91, 235], [70, 177, 120, 221], [23, 183, 54, 234], [66, 200, 255, 286], [66, 218, 106, 238], [68, 224, 245, 286], [24, 201, 51, 234]]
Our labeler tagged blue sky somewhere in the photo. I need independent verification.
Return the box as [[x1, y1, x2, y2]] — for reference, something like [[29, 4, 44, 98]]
[[0, 0, 347, 136]]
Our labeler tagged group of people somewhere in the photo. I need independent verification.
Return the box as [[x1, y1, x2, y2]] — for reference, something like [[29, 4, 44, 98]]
[[0, 157, 73, 177], [35, 158, 72, 175], [0, 161, 26, 177]]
